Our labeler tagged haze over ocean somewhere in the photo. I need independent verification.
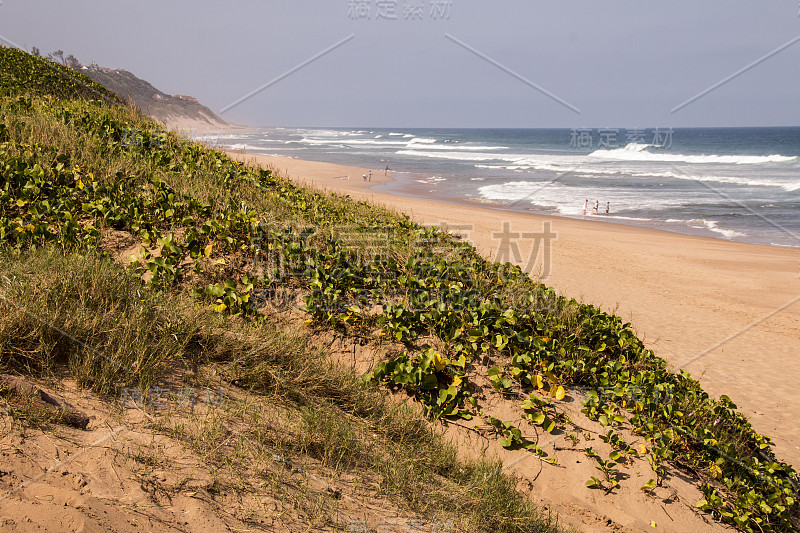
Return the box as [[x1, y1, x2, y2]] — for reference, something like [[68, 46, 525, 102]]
[[201, 127, 800, 248]]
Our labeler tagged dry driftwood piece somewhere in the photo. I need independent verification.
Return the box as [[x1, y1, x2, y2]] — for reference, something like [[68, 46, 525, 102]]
[[0, 374, 90, 429]]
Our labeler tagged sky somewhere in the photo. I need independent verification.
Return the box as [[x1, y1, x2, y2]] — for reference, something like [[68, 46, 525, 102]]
[[1, 1, 799, 128]]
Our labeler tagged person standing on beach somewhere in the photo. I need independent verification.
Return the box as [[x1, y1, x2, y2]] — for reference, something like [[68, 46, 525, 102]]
[[606, 202, 610, 215], [362, 173, 367, 181], [593, 200, 599, 215], [583, 199, 588, 216], [368, 170, 372, 182], [385, 165, 390, 176]]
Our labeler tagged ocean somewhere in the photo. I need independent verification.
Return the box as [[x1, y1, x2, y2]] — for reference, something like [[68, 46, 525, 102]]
[[198, 127, 800, 248]]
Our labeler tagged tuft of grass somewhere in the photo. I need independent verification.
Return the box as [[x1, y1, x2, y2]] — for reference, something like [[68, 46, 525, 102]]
[[0, 247, 194, 394], [209, 328, 563, 533]]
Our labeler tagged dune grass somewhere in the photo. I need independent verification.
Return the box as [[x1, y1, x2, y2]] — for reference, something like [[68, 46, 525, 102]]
[[0, 246, 564, 532]]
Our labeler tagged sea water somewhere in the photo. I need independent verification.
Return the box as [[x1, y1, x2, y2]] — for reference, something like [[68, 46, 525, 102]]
[[199, 127, 800, 248]]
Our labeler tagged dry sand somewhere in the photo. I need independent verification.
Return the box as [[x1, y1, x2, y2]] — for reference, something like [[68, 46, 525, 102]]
[[162, 117, 254, 137], [229, 151, 800, 471]]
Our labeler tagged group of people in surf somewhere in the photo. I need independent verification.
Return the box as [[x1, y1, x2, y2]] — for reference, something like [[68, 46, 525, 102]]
[[583, 199, 610, 216]]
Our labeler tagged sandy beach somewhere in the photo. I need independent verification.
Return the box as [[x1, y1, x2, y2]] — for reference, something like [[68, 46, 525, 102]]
[[228, 151, 800, 470]]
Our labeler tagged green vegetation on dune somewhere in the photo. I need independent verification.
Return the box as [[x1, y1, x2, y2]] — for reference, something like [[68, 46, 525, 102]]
[[0, 46, 798, 532], [0, 47, 562, 532], [0, 46, 121, 103]]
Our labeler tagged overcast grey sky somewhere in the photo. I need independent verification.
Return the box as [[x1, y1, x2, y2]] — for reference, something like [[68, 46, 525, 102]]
[[1, 1, 798, 128]]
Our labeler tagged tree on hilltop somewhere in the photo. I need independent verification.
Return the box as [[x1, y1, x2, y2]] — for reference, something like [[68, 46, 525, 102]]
[[48, 49, 65, 65]]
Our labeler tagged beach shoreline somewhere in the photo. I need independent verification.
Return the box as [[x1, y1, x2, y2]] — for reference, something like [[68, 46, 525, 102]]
[[212, 125, 800, 249], [226, 150, 800, 468]]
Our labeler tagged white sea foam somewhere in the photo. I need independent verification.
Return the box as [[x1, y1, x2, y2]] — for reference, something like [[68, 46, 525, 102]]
[[477, 182, 749, 240], [690, 220, 746, 239], [628, 170, 800, 192], [296, 129, 362, 138], [472, 161, 800, 191], [398, 149, 510, 162], [476, 181, 684, 215], [415, 176, 448, 184], [589, 143, 797, 165], [413, 144, 510, 151], [299, 137, 409, 147], [476, 164, 535, 171], [402, 150, 579, 173]]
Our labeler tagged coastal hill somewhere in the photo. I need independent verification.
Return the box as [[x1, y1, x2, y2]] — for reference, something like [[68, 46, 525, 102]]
[[80, 64, 230, 131]]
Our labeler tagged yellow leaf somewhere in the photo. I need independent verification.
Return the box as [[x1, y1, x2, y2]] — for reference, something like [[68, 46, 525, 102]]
[[214, 302, 227, 313], [533, 375, 544, 389], [553, 385, 566, 401], [432, 351, 447, 372], [204, 243, 213, 257], [304, 319, 314, 326], [452, 375, 463, 388], [214, 259, 226, 266], [24, 224, 35, 232], [638, 444, 647, 455], [649, 521, 657, 528], [75, 179, 84, 190]]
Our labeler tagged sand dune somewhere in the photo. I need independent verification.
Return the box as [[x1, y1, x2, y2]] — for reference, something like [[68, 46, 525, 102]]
[[229, 151, 800, 471]]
